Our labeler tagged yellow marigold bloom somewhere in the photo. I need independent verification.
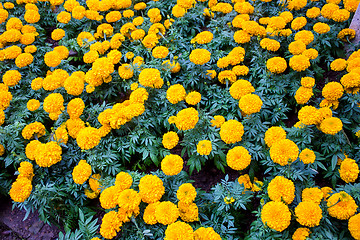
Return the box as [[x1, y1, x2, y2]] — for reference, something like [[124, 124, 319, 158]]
[[212, 2, 233, 13], [143, 202, 160, 225], [9, 178, 32, 202], [31, 77, 43, 90], [162, 131, 179, 149], [67, 98, 84, 119], [239, 94, 263, 115], [99, 186, 120, 209], [260, 38, 280, 52], [340, 72, 360, 89], [313, 22, 330, 34], [300, 77, 315, 88], [155, 201, 179, 225], [229, 79, 254, 100], [233, 30, 251, 44], [164, 221, 194, 240], [322, 82, 343, 101], [178, 202, 199, 222], [130, 29, 145, 40], [220, 119, 244, 144], [234, 2, 254, 14], [22, 122, 46, 140], [226, 146, 251, 171], [54, 126, 68, 145], [210, 115, 225, 128], [177, 183, 197, 203], [172, 4, 186, 18], [349, 214, 360, 240], [302, 187, 323, 203], [0, 110, 4, 126], [85, 188, 99, 199], [123, 9, 134, 18], [133, 56, 144, 67], [192, 31, 213, 44], [162, 60, 181, 73], [117, 189, 141, 213], [264, 126, 286, 148], [44, 51, 61, 68], [76, 127, 101, 150], [0, 144, 4, 156], [287, 0, 307, 10], [43, 93, 64, 115], [18, 161, 34, 180], [184, 91, 201, 105], [167, 84, 186, 104], [197, 140, 212, 155], [206, 70, 217, 79], [332, 9, 350, 22], [3, 70, 21, 87], [6, 17, 22, 31], [57, 11, 71, 23], [115, 172, 132, 191], [320, 117, 342, 135], [175, 107, 199, 131], [134, 2, 147, 10], [0, 9, 8, 24], [267, 57, 287, 74], [27, 99, 40, 112], [64, 75, 84, 96], [295, 201, 322, 227], [142, 33, 159, 48], [218, 70, 237, 84], [344, 0, 359, 12], [270, 139, 299, 166], [35, 141, 62, 167], [139, 68, 163, 88], [299, 148, 316, 164], [20, 33, 35, 45], [232, 65, 249, 76], [261, 201, 291, 232], [83, 50, 99, 64], [4, 46, 22, 60], [0, 90, 12, 111], [161, 154, 183, 176], [295, 86, 313, 105], [189, 49, 211, 65], [267, 176, 295, 204], [133, 16, 144, 26], [278, 11, 293, 23], [339, 158, 359, 183], [194, 227, 221, 240], [3, 2, 14, 9], [77, 32, 95, 47], [298, 106, 321, 125], [129, 87, 148, 103], [302, 49, 318, 60], [100, 211, 122, 239], [89, 174, 102, 193], [306, 7, 320, 18], [338, 28, 356, 42], [139, 174, 165, 203], [288, 41, 306, 55], [25, 140, 41, 160], [289, 55, 311, 72], [268, 16, 286, 30], [294, 30, 314, 45], [327, 191, 358, 220], [321, 187, 333, 201], [291, 17, 307, 30], [24, 10, 40, 24], [292, 227, 310, 240], [72, 160, 91, 184], [118, 64, 134, 80]]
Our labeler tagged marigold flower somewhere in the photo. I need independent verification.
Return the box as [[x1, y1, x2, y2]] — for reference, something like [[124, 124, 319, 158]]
[[260, 38, 280, 51], [295, 201, 322, 227], [322, 82, 343, 101], [302, 187, 323, 203], [295, 86, 313, 105], [327, 191, 358, 220], [72, 160, 92, 184], [220, 119, 244, 144], [232, 65, 249, 76], [76, 127, 101, 150], [164, 221, 194, 240], [99, 186, 121, 209], [340, 72, 360, 89], [197, 140, 212, 155], [115, 172, 132, 191], [218, 70, 237, 84], [167, 84, 186, 104], [143, 202, 160, 225], [185, 91, 201, 105], [270, 139, 299, 166], [177, 183, 197, 203], [24, 10, 40, 24], [299, 148, 316, 164], [264, 126, 286, 148], [192, 31, 213, 44], [175, 107, 199, 131], [234, 2, 254, 14], [44, 51, 62, 68], [233, 30, 251, 44], [162, 132, 179, 149], [35, 141, 62, 167], [139, 174, 165, 203], [117, 189, 141, 214], [294, 30, 314, 45], [338, 29, 356, 42], [27, 99, 40, 112], [9, 178, 32, 202], [288, 41, 306, 55], [226, 146, 251, 171], [22, 122, 46, 140], [31, 77, 43, 90], [261, 201, 291, 232], [267, 176, 295, 204], [267, 57, 287, 74], [289, 55, 310, 72], [313, 22, 330, 34], [54, 126, 68, 145], [348, 214, 360, 240], [306, 7, 320, 18], [139, 68, 163, 88], [18, 161, 34, 180], [57, 11, 71, 24], [298, 106, 321, 125], [189, 49, 211, 65], [210, 115, 225, 128], [161, 154, 183, 176], [0, 9, 9, 24], [320, 117, 342, 135], [155, 201, 179, 225], [194, 227, 221, 240], [100, 211, 122, 239], [162, 60, 181, 73], [239, 94, 263, 115], [3, 70, 21, 87], [339, 158, 359, 183]]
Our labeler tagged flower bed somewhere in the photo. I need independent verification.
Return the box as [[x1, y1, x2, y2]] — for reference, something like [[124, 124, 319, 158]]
[[0, 0, 360, 239]]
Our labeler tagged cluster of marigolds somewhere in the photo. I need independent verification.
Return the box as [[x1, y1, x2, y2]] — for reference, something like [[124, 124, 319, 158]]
[[0, 0, 360, 238]]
